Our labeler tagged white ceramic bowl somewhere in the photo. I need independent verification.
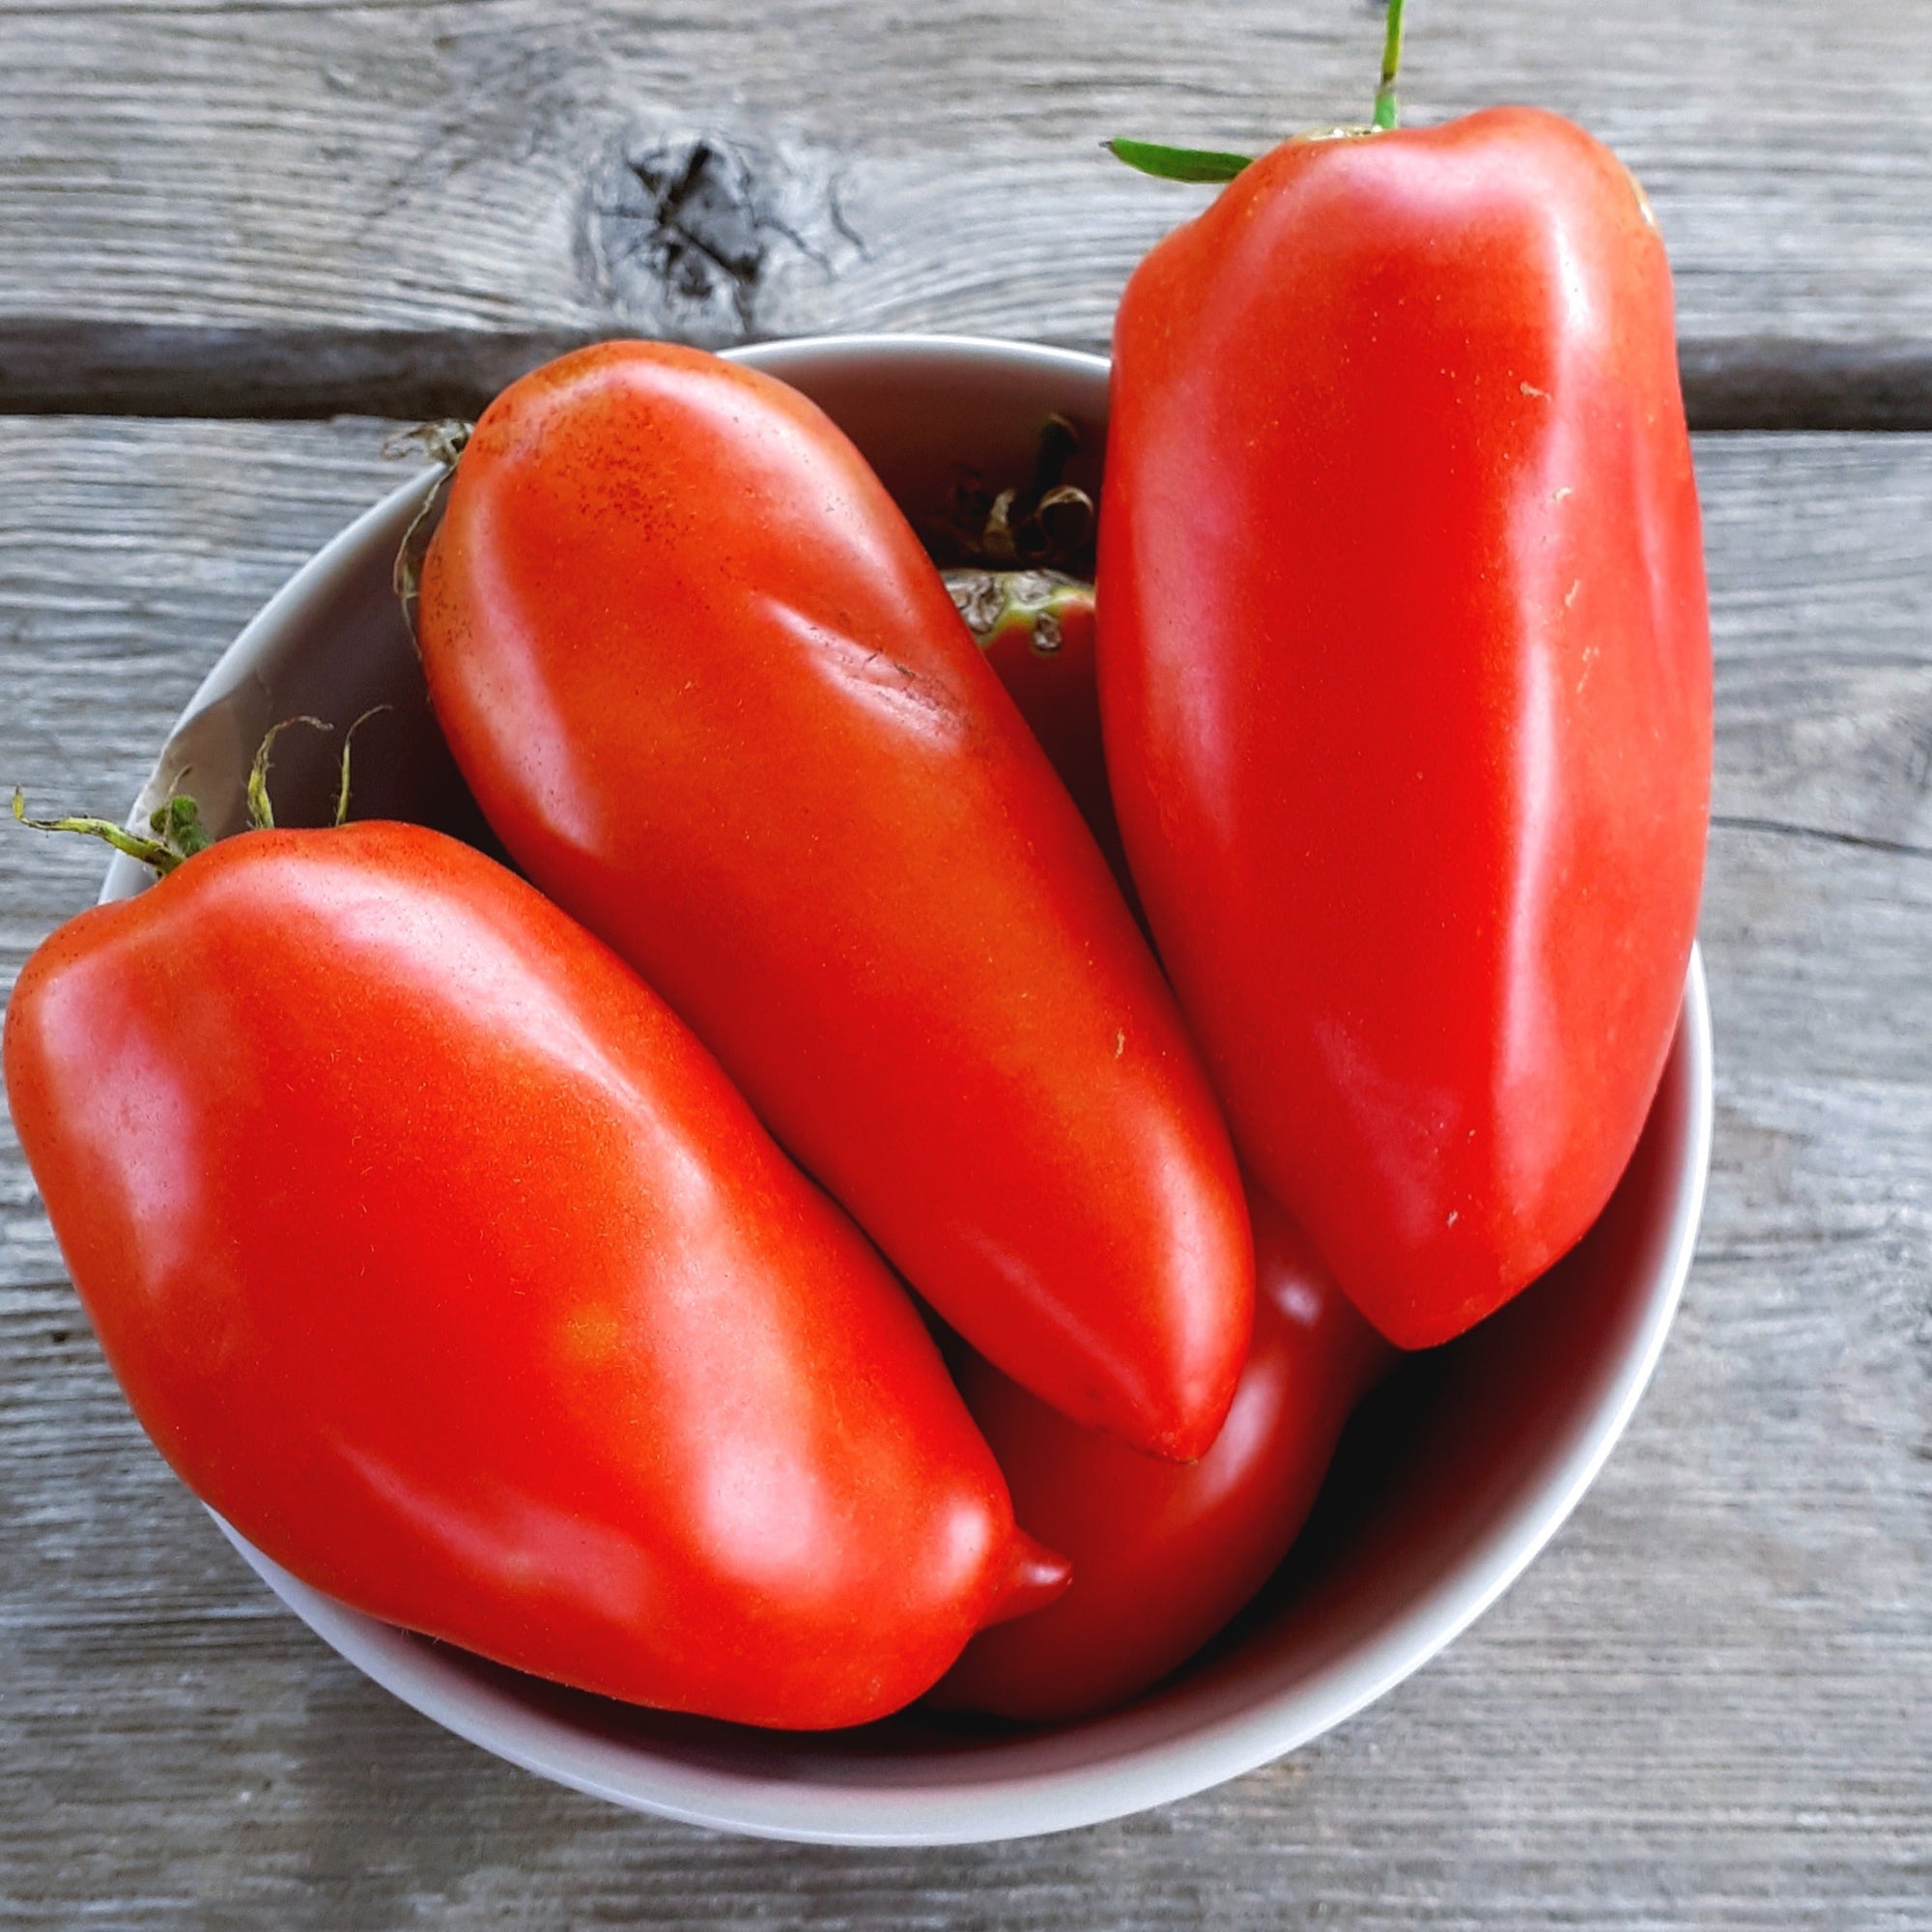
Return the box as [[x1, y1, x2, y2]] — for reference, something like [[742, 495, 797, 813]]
[[100, 335, 1712, 1846]]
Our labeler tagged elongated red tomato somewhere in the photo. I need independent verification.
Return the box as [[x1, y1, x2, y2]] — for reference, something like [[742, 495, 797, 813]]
[[937, 570, 1391, 1719], [3, 821, 1067, 1729], [944, 570, 1119, 876], [418, 343, 1253, 1460], [934, 1190, 1393, 1721], [1099, 109, 1712, 1349]]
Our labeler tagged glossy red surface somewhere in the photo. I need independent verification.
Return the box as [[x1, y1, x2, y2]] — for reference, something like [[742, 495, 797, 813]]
[[3, 822, 1065, 1728], [934, 1190, 1394, 1722], [1099, 109, 1712, 1348], [954, 574, 1123, 883], [418, 343, 1254, 1459]]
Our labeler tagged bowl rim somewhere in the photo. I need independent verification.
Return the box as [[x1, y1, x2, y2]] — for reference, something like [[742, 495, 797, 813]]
[[101, 331, 1714, 1846]]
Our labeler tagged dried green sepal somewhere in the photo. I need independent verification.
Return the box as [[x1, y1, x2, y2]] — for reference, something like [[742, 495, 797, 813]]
[[385, 419, 474, 631], [14, 786, 188, 876], [246, 717, 330, 833]]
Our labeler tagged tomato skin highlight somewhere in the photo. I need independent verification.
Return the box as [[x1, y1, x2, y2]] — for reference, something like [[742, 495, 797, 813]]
[[1098, 108, 1712, 1349], [418, 342, 1254, 1461], [3, 821, 1067, 1729], [942, 569, 1389, 1719], [933, 1189, 1393, 1722]]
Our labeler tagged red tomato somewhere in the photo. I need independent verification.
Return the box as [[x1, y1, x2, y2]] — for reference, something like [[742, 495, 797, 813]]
[[3, 821, 1068, 1729], [896, 574, 1395, 1719], [1098, 109, 1712, 1349], [418, 342, 1253, 1461], [943, 568, 1131, 898], [933, 1189, 1394, 1722]]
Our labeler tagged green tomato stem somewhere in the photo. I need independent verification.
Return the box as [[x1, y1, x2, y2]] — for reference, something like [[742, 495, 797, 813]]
[[11, 787, 185, 874], [148, 793, 211, 860], [1373, 0, 1407, 129]]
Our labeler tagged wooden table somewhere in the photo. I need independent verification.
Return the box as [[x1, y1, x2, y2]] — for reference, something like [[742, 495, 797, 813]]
[[3, 3, 1928, 1922]]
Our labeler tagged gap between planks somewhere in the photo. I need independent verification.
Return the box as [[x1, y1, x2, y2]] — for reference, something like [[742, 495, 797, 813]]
[[1, 324, 1930, 430]]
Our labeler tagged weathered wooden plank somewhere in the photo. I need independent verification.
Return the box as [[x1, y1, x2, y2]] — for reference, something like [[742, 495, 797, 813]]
[[1702, 433, 1932, 856], [1, 0, 1930, 423], [2, 423, 1930, 1924]]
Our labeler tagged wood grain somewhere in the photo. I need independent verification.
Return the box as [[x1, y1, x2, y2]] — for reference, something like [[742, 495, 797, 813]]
[[1, 420, 1928, 1925], [1, 0, 1931, 422]]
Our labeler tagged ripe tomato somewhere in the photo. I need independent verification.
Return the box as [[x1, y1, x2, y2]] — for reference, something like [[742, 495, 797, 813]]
[[943, 567, 1131, 899], [418, 342, 1253, 1461], [934, 570, 1391, 1719], [3, 820, 1068, 1729], [933, 1188, 1393, 1722], [1099, 109, 1712, 1348]]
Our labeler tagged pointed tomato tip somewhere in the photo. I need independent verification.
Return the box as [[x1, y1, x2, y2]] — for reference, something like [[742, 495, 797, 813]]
[[1361, 1273, 1522, 1351], [979, 1529, 1072, 1631], [1149, 1399, 1233, 1463], [1132, 1363, 1243, 1463]]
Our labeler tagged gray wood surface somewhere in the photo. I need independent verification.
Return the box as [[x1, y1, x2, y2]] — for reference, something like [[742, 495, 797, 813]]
[[5, 0, 1931, 1911], [2, 0, 1932, 424], [3, 420, 1928, 1926]]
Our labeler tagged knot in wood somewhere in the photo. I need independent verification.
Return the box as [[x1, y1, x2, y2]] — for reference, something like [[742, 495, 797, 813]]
[[589, 134, 855, 349]]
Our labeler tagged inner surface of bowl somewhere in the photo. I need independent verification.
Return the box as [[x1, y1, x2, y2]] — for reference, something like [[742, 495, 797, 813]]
[[103, 335, 1711, 1846]]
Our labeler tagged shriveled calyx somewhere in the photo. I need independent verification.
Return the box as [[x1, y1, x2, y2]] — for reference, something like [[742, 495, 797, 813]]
[[11, 709, 388, 878]]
